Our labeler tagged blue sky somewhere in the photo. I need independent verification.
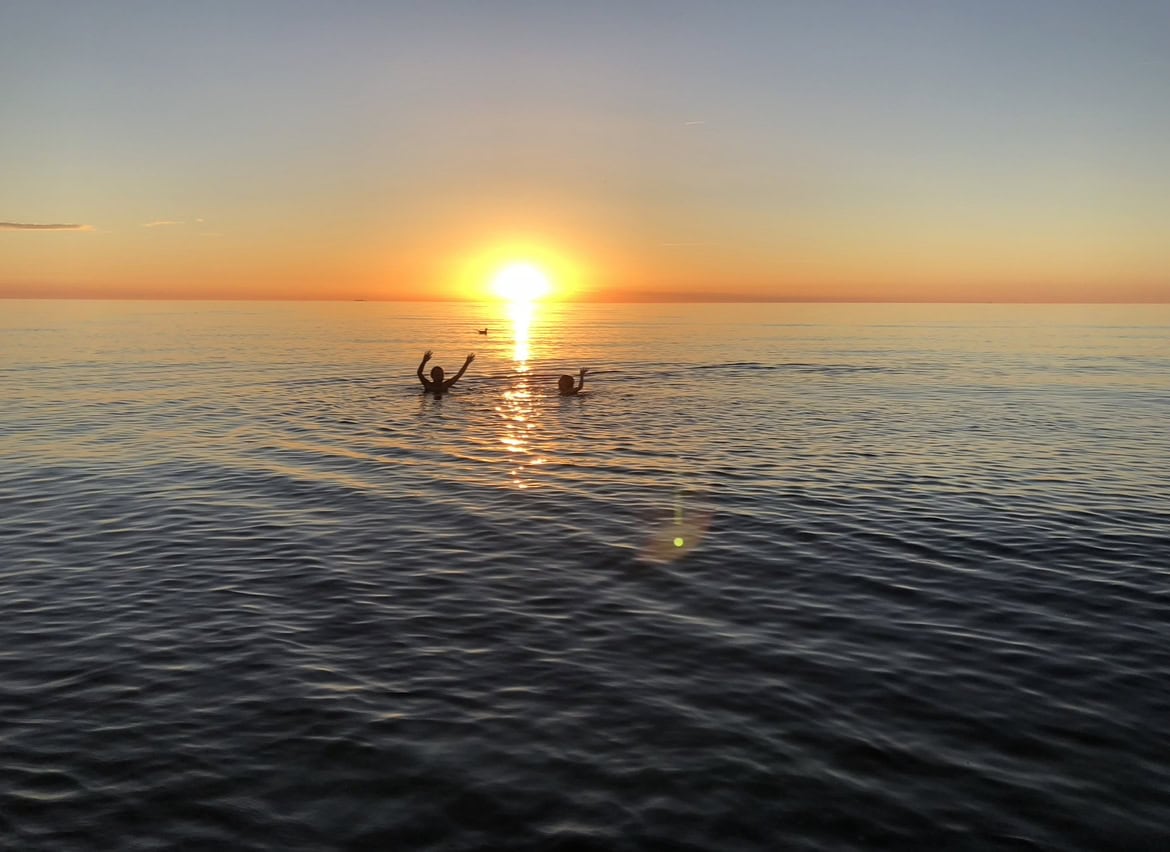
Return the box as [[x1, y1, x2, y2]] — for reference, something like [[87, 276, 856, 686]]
[[3, 1, 1168, 300]]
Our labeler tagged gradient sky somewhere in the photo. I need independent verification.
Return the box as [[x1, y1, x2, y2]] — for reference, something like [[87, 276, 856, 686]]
[[3, 1, 1169, 302]]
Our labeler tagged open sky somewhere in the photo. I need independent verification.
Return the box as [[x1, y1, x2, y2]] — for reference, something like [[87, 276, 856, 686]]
[[3, 1, 1169, 302]]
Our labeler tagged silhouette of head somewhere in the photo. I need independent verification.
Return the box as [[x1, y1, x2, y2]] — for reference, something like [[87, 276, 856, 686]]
[[430, 366, 445, 384], [558, 374, 575, 394]]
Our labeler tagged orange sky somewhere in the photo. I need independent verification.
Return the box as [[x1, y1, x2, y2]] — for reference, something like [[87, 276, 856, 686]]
[[3, 4, 1168, 303]]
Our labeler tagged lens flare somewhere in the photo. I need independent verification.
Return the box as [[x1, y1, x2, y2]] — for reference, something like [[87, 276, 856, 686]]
[[639, 490, 713, 564]]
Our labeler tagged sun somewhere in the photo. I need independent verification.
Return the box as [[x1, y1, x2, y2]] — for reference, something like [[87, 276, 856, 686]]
[[491, 263, 552, 301]]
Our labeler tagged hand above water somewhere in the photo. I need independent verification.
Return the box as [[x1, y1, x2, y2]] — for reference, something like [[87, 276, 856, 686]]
[[422, 350, 432, 363]]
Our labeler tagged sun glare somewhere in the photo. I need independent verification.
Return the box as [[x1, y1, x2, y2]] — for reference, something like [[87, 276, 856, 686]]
[[491, 263, 552, 302]]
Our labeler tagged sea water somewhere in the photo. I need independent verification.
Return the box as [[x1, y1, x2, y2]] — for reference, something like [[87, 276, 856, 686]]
[[1, 299, 1168, 849]]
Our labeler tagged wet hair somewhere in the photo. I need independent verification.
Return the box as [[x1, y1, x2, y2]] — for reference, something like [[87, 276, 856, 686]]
[[430, 366, 445, 383], [558, 374, 575, 394]]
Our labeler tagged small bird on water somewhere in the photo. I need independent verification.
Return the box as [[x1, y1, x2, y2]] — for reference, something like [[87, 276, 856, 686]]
[[477, 328, 488, 335]]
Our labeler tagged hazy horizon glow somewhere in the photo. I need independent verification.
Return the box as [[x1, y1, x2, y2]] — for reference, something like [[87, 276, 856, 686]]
[[3, 2, 1169, 303]]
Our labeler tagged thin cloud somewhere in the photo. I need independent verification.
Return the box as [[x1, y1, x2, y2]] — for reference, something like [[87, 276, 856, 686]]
[[684, 120, 706, 126], [1, 222, 94, 231], [143, 220, 183, 228]]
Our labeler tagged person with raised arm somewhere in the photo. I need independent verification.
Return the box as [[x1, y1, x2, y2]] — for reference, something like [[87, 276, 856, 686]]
[[558, 368, 588, 396], [418, 350, 475, 396]]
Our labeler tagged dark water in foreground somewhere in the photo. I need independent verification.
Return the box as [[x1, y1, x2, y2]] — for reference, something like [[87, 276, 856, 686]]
[[2, 300, 1169, 850]]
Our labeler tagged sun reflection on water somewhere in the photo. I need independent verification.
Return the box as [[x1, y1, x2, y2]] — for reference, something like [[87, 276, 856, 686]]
[[508, 299, 534, 368], [495, 297, 548, 488], [495, 378, 549, 488]]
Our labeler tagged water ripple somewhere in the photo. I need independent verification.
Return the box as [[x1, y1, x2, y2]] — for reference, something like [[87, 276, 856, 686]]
[[2, 302, 1170, 849]]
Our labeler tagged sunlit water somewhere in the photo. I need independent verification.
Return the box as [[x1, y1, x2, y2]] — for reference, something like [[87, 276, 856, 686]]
[[2, 300, 1169, 850]]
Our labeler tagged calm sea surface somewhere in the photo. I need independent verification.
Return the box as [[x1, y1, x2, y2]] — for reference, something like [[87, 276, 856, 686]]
[[2, 300, 1169, 850]]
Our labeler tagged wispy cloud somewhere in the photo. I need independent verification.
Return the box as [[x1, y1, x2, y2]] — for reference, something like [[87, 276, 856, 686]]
[[143, 220, 183, 228], [684, 120, 706, 126], [1, 222, 94, 231]]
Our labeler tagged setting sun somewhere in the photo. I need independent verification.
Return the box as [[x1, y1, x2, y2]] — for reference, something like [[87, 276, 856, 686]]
[[491, 263, 552, 302]]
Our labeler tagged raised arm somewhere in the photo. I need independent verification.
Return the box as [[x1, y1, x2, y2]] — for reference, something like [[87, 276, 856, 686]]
[[417, 350, 432, 388], [444, 353, 475, 389], [576, 367, 589, 393]]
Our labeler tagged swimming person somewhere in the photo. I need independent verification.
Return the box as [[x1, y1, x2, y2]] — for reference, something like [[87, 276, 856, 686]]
[[558, 368, 588, 396], [418, 350, 475, 396]]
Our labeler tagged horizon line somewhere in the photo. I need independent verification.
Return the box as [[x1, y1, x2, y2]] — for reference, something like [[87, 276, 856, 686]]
[[2, 295, 1169, 306]]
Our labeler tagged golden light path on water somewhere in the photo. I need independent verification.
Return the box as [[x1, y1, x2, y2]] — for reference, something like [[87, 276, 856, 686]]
[[508, 298, 534, 367], [496, 296, 543, 489]]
